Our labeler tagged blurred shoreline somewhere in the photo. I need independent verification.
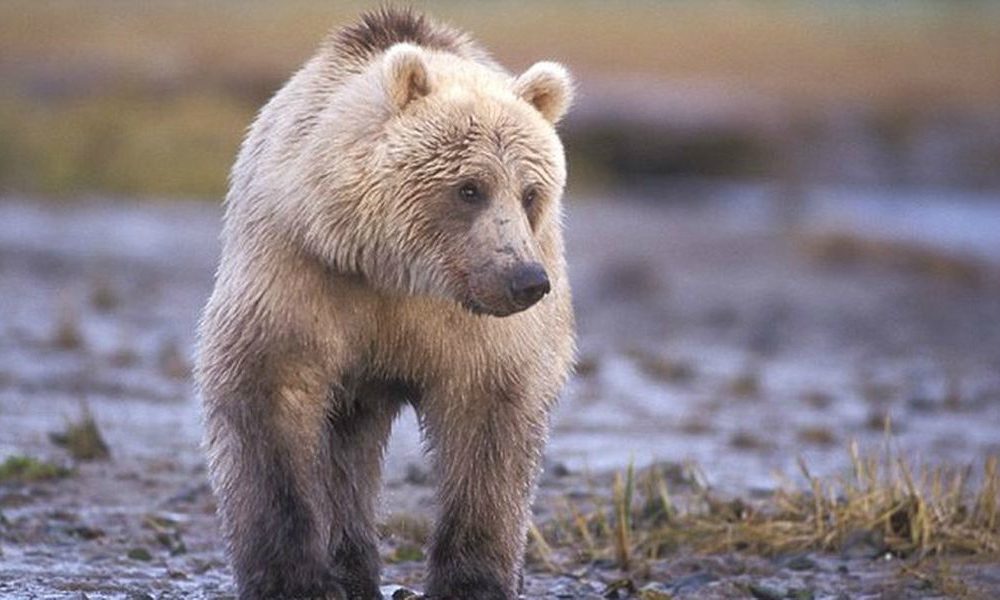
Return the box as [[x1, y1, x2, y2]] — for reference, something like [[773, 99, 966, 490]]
[[3, 1, 1000, 198]]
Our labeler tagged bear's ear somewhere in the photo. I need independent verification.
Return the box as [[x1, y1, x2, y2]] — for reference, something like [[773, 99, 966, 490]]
[[512, 61, 574, 124], [383, 43, 432, 110]]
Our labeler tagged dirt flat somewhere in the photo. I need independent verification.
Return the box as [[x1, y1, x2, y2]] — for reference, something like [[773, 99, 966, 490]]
[[1, 191, 998, 598]]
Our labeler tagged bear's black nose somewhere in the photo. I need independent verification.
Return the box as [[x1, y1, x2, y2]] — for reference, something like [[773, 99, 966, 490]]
[[509, 263, 551, 308]]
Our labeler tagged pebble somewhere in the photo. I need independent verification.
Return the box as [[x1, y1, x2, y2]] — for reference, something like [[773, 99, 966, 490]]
[[638, 582, 672, 599], [840, 529, 885, 559], [381, 585, 420, 599], [669, 571, 717, 594], [785, 554, 818, 571], [126, 547, 152, 561], [748, 583, 784, 600], [403, 463, 432, 486]]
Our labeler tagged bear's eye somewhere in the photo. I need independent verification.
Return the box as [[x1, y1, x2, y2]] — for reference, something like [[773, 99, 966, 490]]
[[457, 182, 483, 203], [522, 187, 539, 210]]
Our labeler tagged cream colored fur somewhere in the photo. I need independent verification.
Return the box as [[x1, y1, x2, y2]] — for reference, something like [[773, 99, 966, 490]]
[[195, 9, 575, 599]]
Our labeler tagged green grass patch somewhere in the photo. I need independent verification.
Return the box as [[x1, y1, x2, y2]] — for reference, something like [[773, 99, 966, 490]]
[[0, 91, 254, 199], [0, 455, 72, 483]]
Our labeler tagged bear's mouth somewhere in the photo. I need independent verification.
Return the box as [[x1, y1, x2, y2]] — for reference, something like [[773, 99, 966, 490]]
[[460, 296, 496, 317], [460, 295, 529, 318]]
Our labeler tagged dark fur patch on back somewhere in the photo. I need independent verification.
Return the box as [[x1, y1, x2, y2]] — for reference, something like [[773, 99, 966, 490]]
[[330, 6, 469, 63]]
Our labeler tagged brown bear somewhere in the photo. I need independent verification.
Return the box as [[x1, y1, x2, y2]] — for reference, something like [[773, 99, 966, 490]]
[[194, 8, 575, 599]]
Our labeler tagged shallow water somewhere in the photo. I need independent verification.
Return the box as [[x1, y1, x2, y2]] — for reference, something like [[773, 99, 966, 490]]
[[557, 188, 1000, 490]]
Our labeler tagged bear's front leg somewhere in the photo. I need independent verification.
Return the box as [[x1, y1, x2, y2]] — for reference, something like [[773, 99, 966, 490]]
[[420, 386, 551, 600], [203, 372, 340, 599], [201, 360, 389, 600]]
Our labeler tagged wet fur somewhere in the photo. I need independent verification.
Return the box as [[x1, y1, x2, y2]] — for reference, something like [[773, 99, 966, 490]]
[[195, 8, 575, 599]]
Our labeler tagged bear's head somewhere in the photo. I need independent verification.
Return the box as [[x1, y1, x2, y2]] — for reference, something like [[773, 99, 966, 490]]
[[304, 42, 574, 317]]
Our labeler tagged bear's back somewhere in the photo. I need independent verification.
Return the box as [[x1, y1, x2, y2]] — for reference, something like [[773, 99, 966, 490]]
[[320, 7, 502, 83]]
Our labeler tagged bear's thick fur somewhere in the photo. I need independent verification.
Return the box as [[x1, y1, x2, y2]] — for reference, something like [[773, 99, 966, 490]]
[[195, 8, 575, 599]]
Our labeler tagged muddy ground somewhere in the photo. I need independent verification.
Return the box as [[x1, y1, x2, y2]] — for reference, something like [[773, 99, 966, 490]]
[[1, 188, 999, 598]]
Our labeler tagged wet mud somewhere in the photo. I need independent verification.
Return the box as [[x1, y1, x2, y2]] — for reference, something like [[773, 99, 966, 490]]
[[1, 191, 998, 598]]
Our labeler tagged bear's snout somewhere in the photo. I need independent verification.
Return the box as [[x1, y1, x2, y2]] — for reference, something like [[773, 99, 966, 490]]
[[508, 262, 550, 309]]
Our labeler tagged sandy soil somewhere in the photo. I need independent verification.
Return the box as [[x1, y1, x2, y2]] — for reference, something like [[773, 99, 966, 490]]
[[1, 190, 998, 598]]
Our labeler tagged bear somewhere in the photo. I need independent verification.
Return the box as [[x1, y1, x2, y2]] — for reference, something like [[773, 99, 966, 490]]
[[194, 8, 575, 599]]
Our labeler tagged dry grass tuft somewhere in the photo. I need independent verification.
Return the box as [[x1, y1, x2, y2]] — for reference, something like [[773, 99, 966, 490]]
[[52, 298, 84, 350], [797, 426, 838, 446], [728, 369, 761, 399], [530, 442, 1000, 576], [379, 514, 432, 547], [627, 349, 697, 385], [49, 404, 110, 461], [729, 430, 773, 451]]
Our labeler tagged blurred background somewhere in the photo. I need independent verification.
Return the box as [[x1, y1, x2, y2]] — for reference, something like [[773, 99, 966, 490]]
[[3, 1, 1000, 197], [1, 1, 999, 595]]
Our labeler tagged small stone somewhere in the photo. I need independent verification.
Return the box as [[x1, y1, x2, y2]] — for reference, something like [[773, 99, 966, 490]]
[[603, 579, 637, 599], [787, 588, 815, 600], [403, 463, 431, 486], [638, 582, 672, 599], [907, 396, 937, 412], [669, 572, 717, 594], [547, 460, 571, 478], [69, 525, 104, 540], [840, 529, 885, 560], [126, 547, 152, 561], [574, 354, 600, 377], [381, 586, 420, 600], [748, 583, 784, 600], [785, 555, 818, 571]]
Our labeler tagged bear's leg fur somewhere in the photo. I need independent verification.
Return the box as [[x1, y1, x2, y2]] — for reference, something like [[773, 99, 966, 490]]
[[205, 371, 341, 599], [325, 381, 407, 598], [205, 365, 399, 600], [420, 386, 549, 600]]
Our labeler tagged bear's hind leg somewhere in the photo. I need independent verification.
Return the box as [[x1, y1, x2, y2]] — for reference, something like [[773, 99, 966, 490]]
[[324, 381, 405, 598]]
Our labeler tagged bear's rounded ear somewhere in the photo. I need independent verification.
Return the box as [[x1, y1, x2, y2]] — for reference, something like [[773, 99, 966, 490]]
[[513, 61, 574, 124], [383, 43, 432, 110]]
